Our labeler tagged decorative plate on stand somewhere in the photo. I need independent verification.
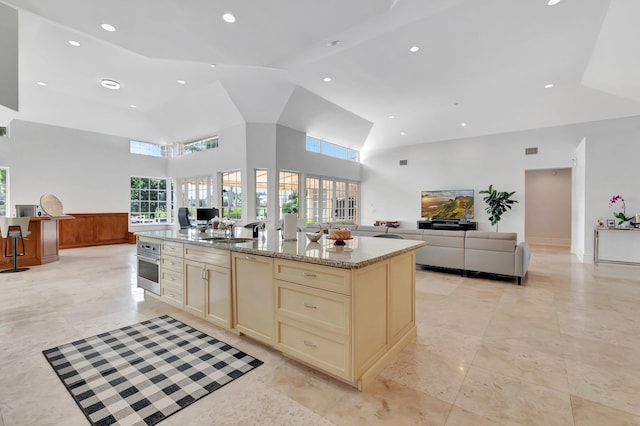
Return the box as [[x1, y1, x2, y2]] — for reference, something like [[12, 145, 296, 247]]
[[40, 193, 64, 216], [326, 237, 353, 246]]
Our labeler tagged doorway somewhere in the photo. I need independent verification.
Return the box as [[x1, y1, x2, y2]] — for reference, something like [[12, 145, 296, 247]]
[[525, 168, 572, 247]]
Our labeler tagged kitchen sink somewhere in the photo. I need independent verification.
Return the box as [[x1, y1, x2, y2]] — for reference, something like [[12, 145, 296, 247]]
[[198, 237, 254, 243]]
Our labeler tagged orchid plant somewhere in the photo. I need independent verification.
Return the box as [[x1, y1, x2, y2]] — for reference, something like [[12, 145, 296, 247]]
[[610, 194, 633, 225]]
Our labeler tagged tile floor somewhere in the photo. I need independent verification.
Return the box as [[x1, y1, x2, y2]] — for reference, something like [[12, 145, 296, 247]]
[[1, 244, 639, 425]]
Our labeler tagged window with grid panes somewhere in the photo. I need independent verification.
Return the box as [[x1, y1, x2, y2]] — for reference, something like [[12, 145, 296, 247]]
[[222, 171, 242, 219], [130, 177, 173, 224], [279, 171, 299, 219]]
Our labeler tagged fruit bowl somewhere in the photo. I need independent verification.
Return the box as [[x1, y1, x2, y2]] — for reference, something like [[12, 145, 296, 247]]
[[305, 232, 323, 243]]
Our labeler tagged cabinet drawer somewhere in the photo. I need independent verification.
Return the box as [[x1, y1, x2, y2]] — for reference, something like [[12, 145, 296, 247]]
[[276, 280, 350, 335], [161, 282, 183, 306], [161, 255, 183, 273], [184, 244, 230, 267], [274, 259, 351, 295], [162, 241, 183, 256], [161, 269, 183, 286], [277, 320, 351, 380]]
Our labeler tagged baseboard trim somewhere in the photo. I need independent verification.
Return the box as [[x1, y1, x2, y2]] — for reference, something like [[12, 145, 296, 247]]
[[526, 237, 570, 247]]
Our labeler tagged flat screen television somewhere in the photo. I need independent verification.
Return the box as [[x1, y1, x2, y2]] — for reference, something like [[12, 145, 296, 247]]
[[196, 207, 219, 222], [421, 190, 474, 219]]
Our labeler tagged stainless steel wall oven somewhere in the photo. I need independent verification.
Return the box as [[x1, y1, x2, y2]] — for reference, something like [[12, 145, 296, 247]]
[[137, 240, 160, 295]]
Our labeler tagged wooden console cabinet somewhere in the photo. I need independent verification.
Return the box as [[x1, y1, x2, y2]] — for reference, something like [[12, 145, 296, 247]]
[[59, 213, 129, 249]]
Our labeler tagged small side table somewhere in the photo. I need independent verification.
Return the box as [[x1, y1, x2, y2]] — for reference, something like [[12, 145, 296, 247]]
[[593, 226, 640, 266]]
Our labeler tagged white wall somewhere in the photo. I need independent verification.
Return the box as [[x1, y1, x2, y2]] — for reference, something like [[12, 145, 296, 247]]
[[167, 124, 247, 179], [275, 125, 361, 182], [525, 168, 572, 246], [571, 138, 586, 261], [361, 124, 581, 236], [361, 115, 640, 262], [0, 120, 167, 215], [582, 117, 640, 262], [246, 123, 277, 227]]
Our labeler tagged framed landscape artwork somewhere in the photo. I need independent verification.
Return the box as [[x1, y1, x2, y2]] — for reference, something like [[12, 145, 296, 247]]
[[421, 189, 474, 219]]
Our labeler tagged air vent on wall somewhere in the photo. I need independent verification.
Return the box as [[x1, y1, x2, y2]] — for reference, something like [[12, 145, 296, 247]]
[[399, 159, 408, 166], [525, 147, 538, 155]]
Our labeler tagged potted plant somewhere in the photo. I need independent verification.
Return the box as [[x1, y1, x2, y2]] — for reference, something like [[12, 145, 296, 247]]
[[610, 194, 633, 225], [479, 184, 518, 231]]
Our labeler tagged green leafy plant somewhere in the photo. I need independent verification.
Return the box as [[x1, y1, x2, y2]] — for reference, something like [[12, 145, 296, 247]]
[[479, 184, 518, 231]]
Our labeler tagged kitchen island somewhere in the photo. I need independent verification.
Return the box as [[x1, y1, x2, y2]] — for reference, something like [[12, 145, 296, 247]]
[[136, 229, 426, 390], [0, 216, 72, 272]]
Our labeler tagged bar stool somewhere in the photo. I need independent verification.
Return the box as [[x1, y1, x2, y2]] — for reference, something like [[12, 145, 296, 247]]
[[0, 217, 31, 273]]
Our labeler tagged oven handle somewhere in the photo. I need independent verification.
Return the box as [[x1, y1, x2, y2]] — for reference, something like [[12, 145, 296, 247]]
[[138, 255, 160, 265]]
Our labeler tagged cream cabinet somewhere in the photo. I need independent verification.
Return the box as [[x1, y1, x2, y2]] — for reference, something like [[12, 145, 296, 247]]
[[232, 253, 274, 346], [148, 235, 417, 391], [275, 278, 352, 380], [274, 259, 353, 380], [184, 244, 232, 329], [274, 251, 416, 390], [160, 241, 184, 308]]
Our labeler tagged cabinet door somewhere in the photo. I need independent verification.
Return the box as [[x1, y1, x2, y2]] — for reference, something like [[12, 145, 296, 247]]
[[389, 252, 415, 344], [184, 260, 206, 317], [233, 253, 274, 345], [205, 264, 232, 329]]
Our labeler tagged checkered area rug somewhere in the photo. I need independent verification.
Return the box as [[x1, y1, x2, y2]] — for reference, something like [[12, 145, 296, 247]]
[[43, 315, 263, 426]]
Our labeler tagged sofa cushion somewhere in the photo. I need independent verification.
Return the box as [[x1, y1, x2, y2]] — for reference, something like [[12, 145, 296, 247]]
[[465, 231, 516, 252], [423, 229, 466, 248], [417, 230, 466, 269]]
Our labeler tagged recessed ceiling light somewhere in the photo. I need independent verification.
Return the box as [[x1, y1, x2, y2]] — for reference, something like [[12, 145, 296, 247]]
[[69, 40, 80, 47], [388, 115, 395, 119], [222, 13, 236, 23], [130, 104, 137, 109], [545, 83, 554, 89], [100, 79, 120, 90], [409, 46, 420, 53], [323, 77, 332, 83], [209, 64, 217, 68], [101, 23, 116, 32], [36, 81, 47, 86], [547, 0, 561, 5], [177, 79, 186, 85], [400, 131, 406, 136], [461, 122, 468, 127]]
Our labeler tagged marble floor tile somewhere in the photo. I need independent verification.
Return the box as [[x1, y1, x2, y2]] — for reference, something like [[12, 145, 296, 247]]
[[415, 323, 482, 367], [1, 243, 639, 425], [472, 336, 569, 393], [444, 406, 502, 426], [570, 395, 640, 426], [564, 357, 640, 417], [378, 342, 470, 404], [454, 366, 574, 425]]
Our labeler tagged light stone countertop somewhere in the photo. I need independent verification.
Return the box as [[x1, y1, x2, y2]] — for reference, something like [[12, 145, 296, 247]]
[[136, 229, 427, 269]]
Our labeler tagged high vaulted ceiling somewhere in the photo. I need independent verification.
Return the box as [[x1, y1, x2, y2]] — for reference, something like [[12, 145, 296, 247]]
[[1, 0, 639, 153]]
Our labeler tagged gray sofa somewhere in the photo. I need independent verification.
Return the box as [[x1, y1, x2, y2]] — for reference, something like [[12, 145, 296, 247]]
[[464, 231, 531, 285], [392, 229, 466, 271], [306, 224, 530, 285]]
